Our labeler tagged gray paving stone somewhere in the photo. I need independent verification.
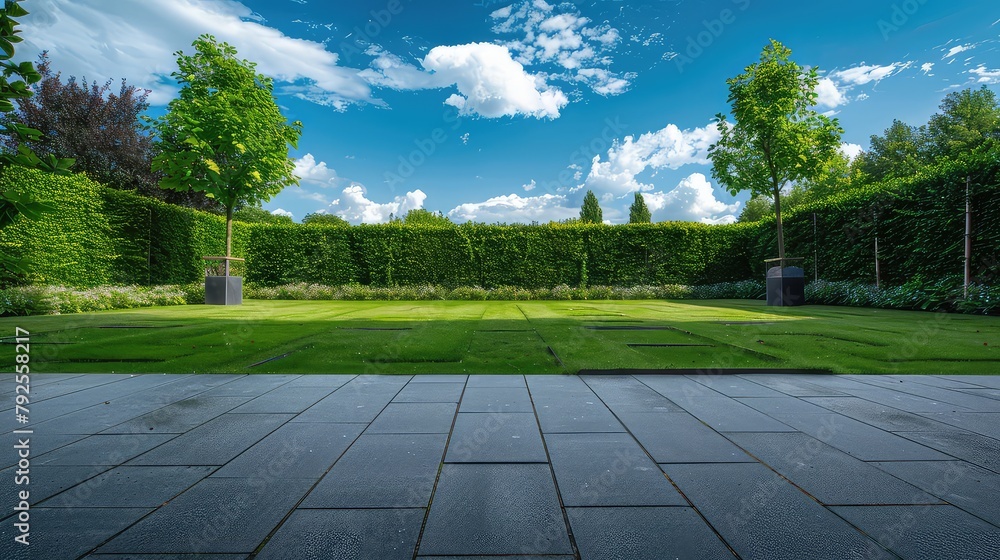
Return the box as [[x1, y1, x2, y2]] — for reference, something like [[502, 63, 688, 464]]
[[532, 396, 626, 433], [804, 396, 955, 432], [673, 396, 796, 432], [98, 477, 313, 554], [687, 374, 786, 397], [737, 374, 850, 397], [0, 432, 86, 469], [46, 466, 215, 508], [446, 413, 546, 463], [0, 507, 153, 560], [831, 505, 1000, 559], [663, 462, 893, 559], [914, 411, 1000, 438], [525, 374, 594, 394], [0, 465, 110, 520], [837, 385, 972, 413], [25, 374, 147, 401], [293, 377, 406, 422], [871, 460, 1000, 527], [419, 557, 574, 560], [279, 373, 355, 388], [637, 375, 721, 404], [582, 375, 684, 412], [256, 508, 423, 560], [393, 382, 465, 402], [85, 555, 245, 559], [567, 506, 735, 560], [934, 376, 1000, 389], [211, 422, 364, 479], [18, 374, 193, 426], [736, 396, 833, 416], [367, 402, 457, 433], [546, 433, 685, 506], [419, 463, 572, 556], [301, 433, 447, 508], [955, 387, 1000, 401], [37, 434, 176, 466], [459, 387, 534, 412], [101, 396, 251, 433], [895, 430, 1000, 473], [196, 374, 299, 397], [467, 374, 526, 387], [726, 432, 940, 505], [128, 413, 292, 466], [409, 374, 469, 383], [864, 380, 1000, 412], [887, 375, 987, 389], [228, 385, 336, 413], [768, 412, 953, 461], [617, 412, 753, 463]]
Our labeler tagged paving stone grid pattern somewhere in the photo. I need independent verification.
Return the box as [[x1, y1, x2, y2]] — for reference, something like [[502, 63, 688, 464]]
[[2, 373, 999, 559]]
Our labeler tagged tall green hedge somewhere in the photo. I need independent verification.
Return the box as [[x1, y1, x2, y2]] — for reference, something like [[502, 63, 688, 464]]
[[2, 146, 997, 290]]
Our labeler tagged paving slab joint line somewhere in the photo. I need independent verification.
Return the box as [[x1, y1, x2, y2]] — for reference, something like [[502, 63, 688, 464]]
[[525, 376, 582, 559], [579, 375, 743, 560], [410, 377, 469, 559]]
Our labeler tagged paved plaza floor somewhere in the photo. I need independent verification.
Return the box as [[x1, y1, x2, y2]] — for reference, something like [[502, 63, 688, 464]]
[[2, 372, 999, 559]]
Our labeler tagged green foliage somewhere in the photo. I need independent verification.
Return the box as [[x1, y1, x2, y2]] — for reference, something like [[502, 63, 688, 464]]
[[805, 277, 996, 315], [0, 284, 187, 316], [233, 205, 293, 224], [579, 190, 603, 223], [711, 39, 843, 261], [858, 119, 930, 182], [150, 35, 302, 258], [927, 86, 1000, 158], [302, 212, 348, 226], [401, 208, 454, 226], [628, 192, 651, 223]]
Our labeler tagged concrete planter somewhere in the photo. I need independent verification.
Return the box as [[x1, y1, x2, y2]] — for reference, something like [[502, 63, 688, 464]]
[[766, 266, 805, 307], [205, 276, 243, 305]]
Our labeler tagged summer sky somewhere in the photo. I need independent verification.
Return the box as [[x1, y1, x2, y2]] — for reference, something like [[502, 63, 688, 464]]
[[19, 0, 1000, 223]]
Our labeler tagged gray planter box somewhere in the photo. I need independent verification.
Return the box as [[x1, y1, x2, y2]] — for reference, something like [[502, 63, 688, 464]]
[[205, 276, 243, 305], [766, 266, 804, 307]]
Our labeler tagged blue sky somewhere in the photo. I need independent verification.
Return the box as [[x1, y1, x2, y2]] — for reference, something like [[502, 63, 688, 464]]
[[20, 0, 1000, 223]]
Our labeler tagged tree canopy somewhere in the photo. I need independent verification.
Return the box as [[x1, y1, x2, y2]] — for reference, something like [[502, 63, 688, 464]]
[[628, 192, 652, 223], [400, 208, 454, 226], [302, 212, 349, 226], [580, 190, 603, 224], [709, 39, 843, 262], [150, 35, 302, 261]]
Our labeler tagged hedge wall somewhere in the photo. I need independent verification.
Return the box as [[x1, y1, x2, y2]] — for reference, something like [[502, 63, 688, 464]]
[[2, 145, 997, 290]]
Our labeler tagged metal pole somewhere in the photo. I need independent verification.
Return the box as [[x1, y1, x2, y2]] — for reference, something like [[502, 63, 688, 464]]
[[875, 236, 880, 288], [965, 175, 972, 299]]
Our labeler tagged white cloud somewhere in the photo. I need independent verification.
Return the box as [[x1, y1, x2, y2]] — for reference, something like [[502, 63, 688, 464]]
[[830, 63, 907, 86], [490, 0, 629, 96], [447, 193, 577, 223], [325, 185, 426, 224], [522, 180, 537, 192], [358, 46, 449, 90], [584, 123, 720, 196], [840, 143, 864, 162], [271, 208, 294, 219], [643, 174, 739, 225], [944, 44, 974, 59], [293, 153, 338, 186], [460, 133, 470, 145], [970, 65, 1000, 84], [423, 43, 568, 119], [920, 62, 935, 76], [816, 77, 847, 108], [21, 0, 376, 109]]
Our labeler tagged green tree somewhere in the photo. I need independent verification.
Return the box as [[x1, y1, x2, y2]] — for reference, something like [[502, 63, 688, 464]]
[[628, 192, 651, 223], [926, 86, 1000, 158], [858, 120, 929, 181], [302, 212, 349, 226], [709, 39, 842, 263], [579, 190, 603, 224], [232, 205, 293, 224], [149, 35, 302, 266], [0, 0, 74, 280], [402, 208, 454, 226]]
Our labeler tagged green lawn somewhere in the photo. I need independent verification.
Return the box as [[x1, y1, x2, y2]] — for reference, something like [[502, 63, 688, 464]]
[[2, 300, 997, 374]]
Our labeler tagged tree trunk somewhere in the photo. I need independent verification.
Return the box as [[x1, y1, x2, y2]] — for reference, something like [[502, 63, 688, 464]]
[[225, 205, 233, 276], [773, 187, 785, 265]]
